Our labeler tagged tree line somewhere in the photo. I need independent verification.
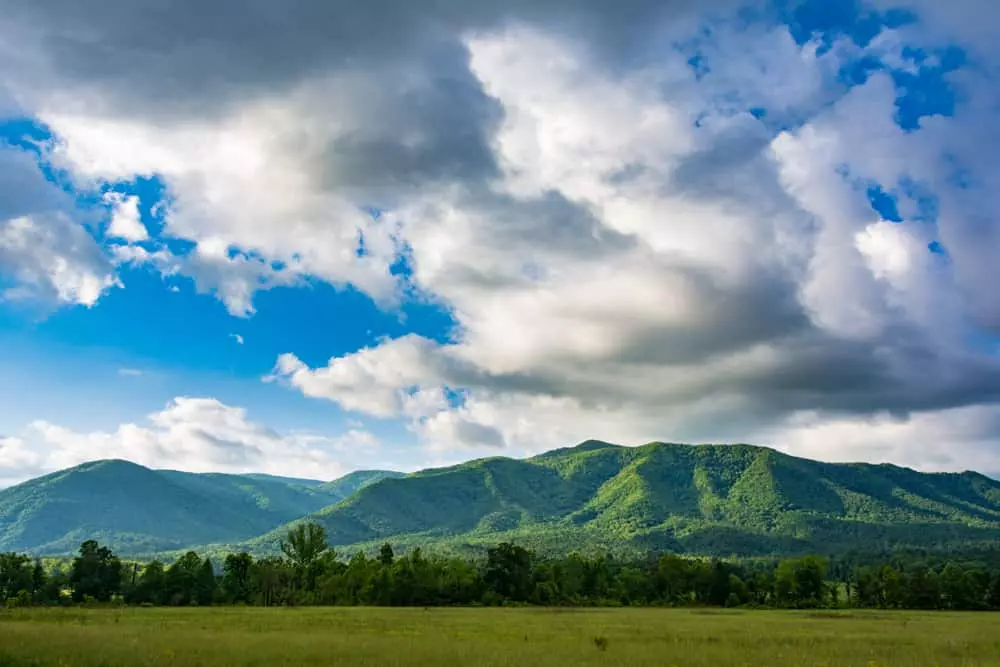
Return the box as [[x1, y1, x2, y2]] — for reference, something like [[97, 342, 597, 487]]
[[3, 523, 1000, 610]]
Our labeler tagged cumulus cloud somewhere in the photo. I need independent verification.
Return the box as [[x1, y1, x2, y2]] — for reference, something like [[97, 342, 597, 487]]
[[3, 0, 1000, 473], [0, 145, 118, 307], [103, 192, 147, 242], [0, 214, 118, 307], [264, 5, 1000, 472], [0, 397, 378, 487]]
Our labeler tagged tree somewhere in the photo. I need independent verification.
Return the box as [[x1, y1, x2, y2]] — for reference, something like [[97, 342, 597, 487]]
[[197, 558, 217, 606], [164, 551, 204, 606], [940, 563, 973, 610], [132, 561, 166, 605], [251, 556, 289, 607], [222, 552, 254, 603], [775, 556, 827, 608], [484, 543, 534, 602], [656, 554, 691, 604], [0, 552, 33, 601], [70, 540, 123, 602], [281, 522, 329, 594], [378, 543, 395, 567]]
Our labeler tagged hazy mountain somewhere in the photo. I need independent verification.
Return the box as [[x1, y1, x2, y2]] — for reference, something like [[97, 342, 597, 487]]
[[252, 441, 1000, 557], [0, 460, 398, 554]]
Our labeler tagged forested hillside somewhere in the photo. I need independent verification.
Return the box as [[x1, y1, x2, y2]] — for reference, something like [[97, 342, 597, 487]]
[[0, 460, 398, 554], [4, 442, 999, 558], [256, 441, 1000, 557]]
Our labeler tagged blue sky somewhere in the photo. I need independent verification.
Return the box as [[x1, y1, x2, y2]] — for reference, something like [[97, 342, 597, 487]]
[[1, 0, 999, 484]]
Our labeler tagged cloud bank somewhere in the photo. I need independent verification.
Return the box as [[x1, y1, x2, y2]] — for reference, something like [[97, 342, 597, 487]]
[[2, 0, 1000, 474]]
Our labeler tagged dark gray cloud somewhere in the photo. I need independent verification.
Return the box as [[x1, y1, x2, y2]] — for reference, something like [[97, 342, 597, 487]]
[[3, 0, 734, 118], [0, 147, 68, 220]]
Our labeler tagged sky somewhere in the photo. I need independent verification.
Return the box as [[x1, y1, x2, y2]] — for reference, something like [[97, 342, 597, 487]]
[[1, 0, 999, 486]]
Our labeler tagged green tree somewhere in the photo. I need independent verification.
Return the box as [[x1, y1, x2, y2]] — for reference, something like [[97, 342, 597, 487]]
[[132, 561, 166, 605], [378, 543, 395, 567], [69, 540, 123, 602], [281, 522, 329, 594], [0, 552, 33, 601], [775, 555, 827, 608], [222, 552, 254, 603], [656, 554, 692, 604], [251, 556, 290, 607], [940, 563, 973, 610], [197, 557, 217, 605], [484, 543, 534, 602], [164, 551, 203, 606]]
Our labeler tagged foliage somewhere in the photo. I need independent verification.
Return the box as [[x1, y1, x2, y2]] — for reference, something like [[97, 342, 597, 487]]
[[69, 540, 122, 602], [11, 528, 1000, 612]]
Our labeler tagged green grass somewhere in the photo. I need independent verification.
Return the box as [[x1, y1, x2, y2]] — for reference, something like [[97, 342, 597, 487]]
[[1, 607, 999, 666]]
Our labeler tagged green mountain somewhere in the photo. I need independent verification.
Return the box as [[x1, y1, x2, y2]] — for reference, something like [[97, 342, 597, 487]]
[[318, 469, 407, 500], [254, 441, 1000, 557], [0, 460, 398, 554]]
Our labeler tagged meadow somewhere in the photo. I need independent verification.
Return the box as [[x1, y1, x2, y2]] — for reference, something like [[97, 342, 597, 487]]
[[1, 607, 999, 666]]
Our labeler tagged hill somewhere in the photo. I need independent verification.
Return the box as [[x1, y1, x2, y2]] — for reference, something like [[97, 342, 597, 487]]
[[318, 469, 407, 500], [0, 461, 399, 554], [252, 441, 1000, 557]]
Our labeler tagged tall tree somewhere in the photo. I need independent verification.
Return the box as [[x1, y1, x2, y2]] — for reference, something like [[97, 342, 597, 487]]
[[484, 543, 534, 602], [69, 540, 123, 602], [0, 552, 33, 600], [281, 522, 329, 594], [222, 552, 254, 603], [197, 557, 217, 606]]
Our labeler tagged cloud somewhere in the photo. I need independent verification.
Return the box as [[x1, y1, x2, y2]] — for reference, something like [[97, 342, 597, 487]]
[[3, 1, 1000, 473], [0, 145, 118, 307], [103, 192, 148, 242], [117, 368, 143, 377], [230, 333, 245, 345], [0, 397, 379, 487], [267, 9, 1000, 473], [0, 214, 119, 307]]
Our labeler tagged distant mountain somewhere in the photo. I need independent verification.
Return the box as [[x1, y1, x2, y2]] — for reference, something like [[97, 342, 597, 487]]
[[0, 460, 399, 554], [318, 470, 407, 501], [6, 444, 1000, 559], [253, 441, 1000, 557]]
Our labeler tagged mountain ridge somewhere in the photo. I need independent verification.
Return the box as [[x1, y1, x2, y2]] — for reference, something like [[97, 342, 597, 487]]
[[0, 460, 400, 554], [246, 440, 1000, 557], [3, 441, 999, 558]]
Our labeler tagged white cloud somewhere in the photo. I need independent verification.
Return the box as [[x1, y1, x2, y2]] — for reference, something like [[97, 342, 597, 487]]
[[2, 1, 1000, 474], [230, 333, 244, 345], [0, 145, 120, 308], [269, 17, 1000, 473], [0, 214, 119, 307], [117, 368, 143, 377], [0, 397, 380, 486], [37, 98, 401, 316], [762, 405, 1000, 475], [103, 192, 148, 241]]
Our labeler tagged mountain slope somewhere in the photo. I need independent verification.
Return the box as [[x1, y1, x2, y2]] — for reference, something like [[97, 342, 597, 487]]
[[0, 461, 397, 554], [319, 470, 407, 501], [254, 441, 1000, 557]]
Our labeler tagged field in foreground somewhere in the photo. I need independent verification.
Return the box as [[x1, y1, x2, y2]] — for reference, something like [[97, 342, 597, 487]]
[[1, 607, 999, 666]]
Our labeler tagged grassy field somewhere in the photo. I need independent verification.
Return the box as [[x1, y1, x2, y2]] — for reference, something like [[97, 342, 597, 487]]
[[1, 607, 998, 666]]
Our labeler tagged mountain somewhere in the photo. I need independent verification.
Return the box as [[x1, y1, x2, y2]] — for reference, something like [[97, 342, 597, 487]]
[[5, 443, 1000, 559], [318, 470, 407, 501], [253, 441, 1000, 557], [0, 460, 398, 554]]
